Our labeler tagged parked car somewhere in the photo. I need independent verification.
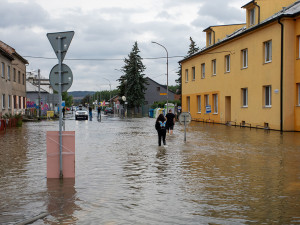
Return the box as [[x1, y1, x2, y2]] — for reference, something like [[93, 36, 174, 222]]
[[104, 107, 114, 115], [75, 108, 88, 120]]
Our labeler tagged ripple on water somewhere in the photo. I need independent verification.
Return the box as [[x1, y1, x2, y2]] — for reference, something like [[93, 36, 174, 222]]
[[0, 117, 300, 224]]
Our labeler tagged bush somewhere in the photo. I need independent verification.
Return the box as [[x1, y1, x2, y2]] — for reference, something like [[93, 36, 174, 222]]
[[151, 100, 181, 109]]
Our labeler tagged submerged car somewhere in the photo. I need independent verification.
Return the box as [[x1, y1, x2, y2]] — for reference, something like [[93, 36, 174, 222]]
[[75, 108, 88, 120]]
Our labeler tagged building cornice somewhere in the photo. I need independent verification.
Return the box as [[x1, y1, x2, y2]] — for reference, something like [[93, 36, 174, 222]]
[[179, 1, 300, 64]]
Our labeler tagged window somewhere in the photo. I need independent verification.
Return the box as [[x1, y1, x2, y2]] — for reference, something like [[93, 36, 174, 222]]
[[201, 63, 205, 78], [2, 94, 5, 109], [242, 49, 248, 68], [8, 95, 11, 109], [212, 59, 216, 75], [18, 71, 20, 83], [213, 94, 218, 113], [185, 69, 188, 82], [225, 55, 230, 72], [297, 83, 300, 106], [197, 95, 201, 113], [157, 87, 160, 92], [187, 96, 190, 112], [19, 96, 22, 109], [264, 40, 272, 63], [14, 95, 17, 109], [204, 94, 209, 107], [7, 65, 10, 80], [13, 68, 16, 82], [250, 8, 255, 26], [1, 62, 4, 78], [208, 32, 212, 45], [192, 67, 195, 80], [242, 88, 248, 107], [22, 73, 25, 85], [264, 85, 272, 107]]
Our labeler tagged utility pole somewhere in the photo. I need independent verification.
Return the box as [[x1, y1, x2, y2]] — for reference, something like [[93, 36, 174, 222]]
[[38, 69, 41, 119], [103, 78, 112, 107], [151, 41, 169, 113]]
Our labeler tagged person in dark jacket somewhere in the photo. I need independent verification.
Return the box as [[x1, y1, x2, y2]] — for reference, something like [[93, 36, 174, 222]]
[[155, 113, 167, 146], [165, 109, 175, 135], [89, 106, 92, 121]]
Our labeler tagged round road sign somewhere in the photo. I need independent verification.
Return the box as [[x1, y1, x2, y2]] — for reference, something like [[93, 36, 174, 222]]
[[179, 112, 192, 125], [49, 64, 73, 92]]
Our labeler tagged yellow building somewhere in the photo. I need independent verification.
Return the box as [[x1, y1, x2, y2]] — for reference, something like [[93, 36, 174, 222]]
[[180, 0, 300, 132]]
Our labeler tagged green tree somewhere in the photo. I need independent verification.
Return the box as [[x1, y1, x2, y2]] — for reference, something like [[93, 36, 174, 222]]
[[62, 92, 73, 107], [81, 94, 92, 106], [117, 41, 147, 108], [168, 85, 180, 94], [93, 90, 118, 102], [175, 65, 182, 95], [187, 37, 200, 56], [176, 37, 200, 96]]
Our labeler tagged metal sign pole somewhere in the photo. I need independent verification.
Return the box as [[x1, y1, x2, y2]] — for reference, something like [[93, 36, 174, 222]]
[[58, 36, 63, 179], [47, 31, 74, 179]]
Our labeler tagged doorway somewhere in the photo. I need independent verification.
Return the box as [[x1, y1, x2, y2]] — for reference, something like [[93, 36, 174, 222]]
[[225, 96, 231, 123]]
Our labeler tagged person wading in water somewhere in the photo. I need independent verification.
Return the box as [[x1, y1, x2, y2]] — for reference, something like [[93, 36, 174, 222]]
[[155, 114, 167, 146]]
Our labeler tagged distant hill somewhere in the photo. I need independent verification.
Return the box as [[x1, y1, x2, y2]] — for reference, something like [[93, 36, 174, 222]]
[[68, 91, 95, 99]]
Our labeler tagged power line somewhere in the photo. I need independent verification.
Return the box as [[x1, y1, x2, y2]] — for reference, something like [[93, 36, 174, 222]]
[[22, 55, 185, 61]]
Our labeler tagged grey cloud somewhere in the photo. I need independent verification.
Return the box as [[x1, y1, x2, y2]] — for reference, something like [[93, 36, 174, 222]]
[[0, 0, 248, 91], [0, 0, 49, 28], [193, 1, 245, 27]]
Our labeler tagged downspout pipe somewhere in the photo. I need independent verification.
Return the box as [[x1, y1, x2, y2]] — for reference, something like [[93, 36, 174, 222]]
[[253, 1, 261, 24], [278, 18, 284, 132]]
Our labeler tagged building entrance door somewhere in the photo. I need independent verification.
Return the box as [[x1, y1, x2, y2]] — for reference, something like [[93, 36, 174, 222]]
[[225, 96, 231, 123]]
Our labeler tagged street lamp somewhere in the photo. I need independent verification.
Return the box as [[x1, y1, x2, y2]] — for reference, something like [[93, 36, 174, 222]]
[[103, 78, 111, 107], [151, 41, 169, 113], [115, 68, 127, 117]]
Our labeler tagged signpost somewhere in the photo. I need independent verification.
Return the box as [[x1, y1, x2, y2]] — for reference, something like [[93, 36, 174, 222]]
[[179, 112, 192, 142], [47, 31, 74, 179], [49, 64, 73, 92]]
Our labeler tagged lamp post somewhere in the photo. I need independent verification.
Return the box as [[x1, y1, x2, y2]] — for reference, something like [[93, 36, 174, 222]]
[[115, 69, 127, 117], [152, 41, 169, 113], [103, 78, 111, 107]]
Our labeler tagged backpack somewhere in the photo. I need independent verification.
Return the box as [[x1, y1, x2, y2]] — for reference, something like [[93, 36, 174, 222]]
[[159, 121, 166, 129]]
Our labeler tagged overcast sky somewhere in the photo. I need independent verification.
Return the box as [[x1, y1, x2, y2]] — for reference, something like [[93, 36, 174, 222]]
[[1, 0, 250, 92]]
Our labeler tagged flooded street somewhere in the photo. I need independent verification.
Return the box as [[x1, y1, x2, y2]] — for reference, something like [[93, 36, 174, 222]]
[[1, 113, 300, 225]]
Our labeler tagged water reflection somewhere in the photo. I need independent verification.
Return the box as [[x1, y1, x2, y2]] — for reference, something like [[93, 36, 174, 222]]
[[44, 178, 79, 224]]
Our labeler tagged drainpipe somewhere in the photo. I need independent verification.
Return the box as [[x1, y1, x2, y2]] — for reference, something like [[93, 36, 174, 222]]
[[278, 18, 284, 132], [253, 1, 261, 24]]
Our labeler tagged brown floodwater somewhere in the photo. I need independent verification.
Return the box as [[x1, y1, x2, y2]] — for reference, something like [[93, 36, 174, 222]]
[[0, 113, 300, 224]]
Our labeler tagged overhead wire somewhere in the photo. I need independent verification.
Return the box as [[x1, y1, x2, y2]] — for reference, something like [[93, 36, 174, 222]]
[[22, 55, 185, 61]]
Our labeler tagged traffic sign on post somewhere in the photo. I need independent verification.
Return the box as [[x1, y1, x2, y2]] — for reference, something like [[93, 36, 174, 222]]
[[47, 31, 74, 179], [179, 112, 192, 142], [47, 31, 74, 62], [179, 112, 192, 125], [49, 64, 73, 92]]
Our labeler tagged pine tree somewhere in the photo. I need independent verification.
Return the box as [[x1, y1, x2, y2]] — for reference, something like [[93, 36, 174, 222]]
[[187, 37, 199, 56], [175, 65, 182, 95], [176, 37, 200, 96], [117, 41, 147, 109]]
